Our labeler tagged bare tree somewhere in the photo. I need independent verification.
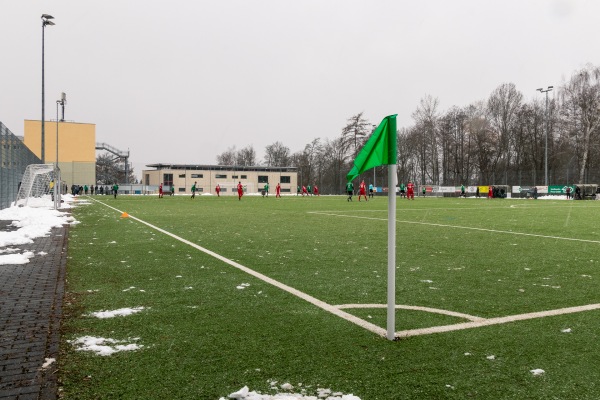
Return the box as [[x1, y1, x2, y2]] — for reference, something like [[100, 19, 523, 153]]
[[264, 141, 290, 166], [236, 145, 257, 166], [341, 112, 371, 158], [486, 83, 523, 183], [216, 146, 237, 165], [96, 153, 135, 184], [412, 95, 440, 184], [559, 64, 600, 183]]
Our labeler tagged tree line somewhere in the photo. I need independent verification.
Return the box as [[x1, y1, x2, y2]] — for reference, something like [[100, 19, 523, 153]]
[[219, 64, 600, 194]]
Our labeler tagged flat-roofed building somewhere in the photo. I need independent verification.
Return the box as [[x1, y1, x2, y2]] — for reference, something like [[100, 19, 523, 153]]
[[143, 164, 298, 195], [23, 119, 96, 189]]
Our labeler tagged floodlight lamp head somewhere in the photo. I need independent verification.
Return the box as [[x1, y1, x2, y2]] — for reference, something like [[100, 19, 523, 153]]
[[41, 14, 54, 20], [548, 86, 554, 90], [537, 88, 543, 92]]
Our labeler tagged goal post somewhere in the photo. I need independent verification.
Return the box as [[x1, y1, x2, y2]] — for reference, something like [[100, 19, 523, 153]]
[[14, 164, 57, 207]]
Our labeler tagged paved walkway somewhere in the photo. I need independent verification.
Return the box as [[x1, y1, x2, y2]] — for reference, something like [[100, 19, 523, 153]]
[[0, 222, 68, 400]]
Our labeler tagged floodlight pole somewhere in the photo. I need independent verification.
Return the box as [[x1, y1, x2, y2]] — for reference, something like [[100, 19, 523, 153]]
[[41, 14, 55, 164], [55, 93, 66, 210], [537, 86, 553, 186]]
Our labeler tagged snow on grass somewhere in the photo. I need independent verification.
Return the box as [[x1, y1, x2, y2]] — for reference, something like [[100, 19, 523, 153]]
[[69, 336, 143, 356], [221, 385, 361, 400], [0, 197, 77, 265], [89, 306, 146, 319], [530, 369, 545, 376], [41, 358, 56, 369], [237, 283, 251, 290]]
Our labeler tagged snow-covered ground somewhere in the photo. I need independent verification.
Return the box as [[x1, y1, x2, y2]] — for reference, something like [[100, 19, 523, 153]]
[[0, 195, 78, 265]]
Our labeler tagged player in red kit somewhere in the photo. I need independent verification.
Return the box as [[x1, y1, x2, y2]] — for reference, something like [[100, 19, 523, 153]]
[[407, 180, 415, 200], [358, 180, 368, 201], [158, 183, 163, 198], [313, 185, 319, 196], [276, 183, 281, 198], [215, 184, 221, 197], [237, 181, 244, 200], [302, 185, 308, 196]]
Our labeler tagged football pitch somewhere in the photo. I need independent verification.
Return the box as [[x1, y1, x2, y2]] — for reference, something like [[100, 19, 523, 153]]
[[61, 194, 600, 399]]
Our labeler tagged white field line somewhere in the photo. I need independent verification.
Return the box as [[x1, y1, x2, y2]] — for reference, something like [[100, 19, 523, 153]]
[[336, 304, 486, 322], [395, 303, 600, 338], [90, 199, 387, 337], [308, 211, 600, 244]]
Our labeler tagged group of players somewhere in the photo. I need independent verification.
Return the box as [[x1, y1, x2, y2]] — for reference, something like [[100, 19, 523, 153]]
[[345, 180, 417, 201], [157, 179, 423, 202]]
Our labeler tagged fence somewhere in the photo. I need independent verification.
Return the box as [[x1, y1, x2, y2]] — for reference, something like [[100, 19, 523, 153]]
[[0, 122, 42, 210]]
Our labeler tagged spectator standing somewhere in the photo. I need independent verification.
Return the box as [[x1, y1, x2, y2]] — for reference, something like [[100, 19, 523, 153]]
[[112, 183, 119, 199]]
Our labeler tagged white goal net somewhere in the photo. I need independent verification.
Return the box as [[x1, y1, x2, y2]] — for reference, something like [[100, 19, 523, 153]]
[[14, 164, 57, 207]]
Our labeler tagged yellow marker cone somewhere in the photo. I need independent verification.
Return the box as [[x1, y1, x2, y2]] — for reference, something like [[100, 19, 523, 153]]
[[121, 212, 129, 218]]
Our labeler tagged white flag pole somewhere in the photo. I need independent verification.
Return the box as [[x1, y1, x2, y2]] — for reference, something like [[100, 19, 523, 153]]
[[387, 163, 397, 340]]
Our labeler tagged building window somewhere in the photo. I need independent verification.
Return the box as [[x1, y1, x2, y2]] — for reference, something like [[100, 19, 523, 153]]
[[281, 188, 291, 193], [280, 176, 291, 184], [191, 174, 203, 178], [220, 188, 227, 192], [179, 187, 186, 192], [216, 174, 227, 179], [178, 174, 186, 178], [258, 175, 268, 183], [241, 175, 247, 179], [232, 175, 238, 179], [198, 187, 203, 192], [163, 173, 173, 186]]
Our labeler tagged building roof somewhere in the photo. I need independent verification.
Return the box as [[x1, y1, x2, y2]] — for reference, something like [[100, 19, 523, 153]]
[[145, 163, 297, 172]]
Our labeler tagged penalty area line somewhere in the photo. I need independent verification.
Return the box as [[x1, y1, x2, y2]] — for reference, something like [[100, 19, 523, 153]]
[[89, 198, 388, 338]]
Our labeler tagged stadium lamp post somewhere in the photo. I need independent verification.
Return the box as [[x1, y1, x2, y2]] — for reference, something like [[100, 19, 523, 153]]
[[537, 86, 553, 187], [54, 93, 66, 210], [41, 14, 55, 164]]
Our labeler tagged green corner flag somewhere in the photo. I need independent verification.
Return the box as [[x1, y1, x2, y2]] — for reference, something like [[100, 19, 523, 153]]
[[346, 114, 397, 182]]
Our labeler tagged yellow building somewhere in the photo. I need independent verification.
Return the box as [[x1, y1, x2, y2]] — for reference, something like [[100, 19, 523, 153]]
[[23, 120, 96, 188], [143, 164, 298, 195]]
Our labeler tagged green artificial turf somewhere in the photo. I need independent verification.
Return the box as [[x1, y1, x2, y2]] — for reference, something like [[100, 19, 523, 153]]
[[59, 195, 600, 399]]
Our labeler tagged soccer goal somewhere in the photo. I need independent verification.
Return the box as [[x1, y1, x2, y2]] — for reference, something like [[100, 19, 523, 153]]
[[14, 164, 57, 207]]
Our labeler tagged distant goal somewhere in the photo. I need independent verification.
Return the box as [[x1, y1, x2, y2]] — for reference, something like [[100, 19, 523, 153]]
[[14, 164, 56, 207]]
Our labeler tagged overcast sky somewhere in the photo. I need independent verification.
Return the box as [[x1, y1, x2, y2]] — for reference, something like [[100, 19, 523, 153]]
[[2, 0, 599, 179]]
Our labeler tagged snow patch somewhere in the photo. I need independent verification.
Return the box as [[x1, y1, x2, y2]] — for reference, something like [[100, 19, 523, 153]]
[[69, 336, 143, 356], [220, 385, 361, 400], [89, 306, 145, 319]]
